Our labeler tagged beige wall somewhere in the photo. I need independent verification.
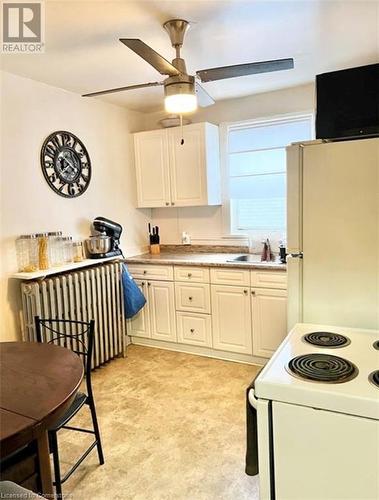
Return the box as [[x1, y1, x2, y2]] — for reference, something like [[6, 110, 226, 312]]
[[144, 83, 315, 248], [0, 71, 149, 342]]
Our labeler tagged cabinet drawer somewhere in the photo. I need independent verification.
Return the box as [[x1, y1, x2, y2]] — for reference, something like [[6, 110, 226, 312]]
[[251, 270, 287, 289], [210, 268, 250, 286], [176, 312, 212, 347], [174, 266, 210, 283], [127, 264, 173, 281], [175, 283, 211, 313]]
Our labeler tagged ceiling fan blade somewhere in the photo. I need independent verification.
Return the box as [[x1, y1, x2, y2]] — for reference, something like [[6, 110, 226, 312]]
[[120, 38, 180, 77], [82, 81, 163, 97], [196, 58, 294, 83], [195, 82, 215, 107]]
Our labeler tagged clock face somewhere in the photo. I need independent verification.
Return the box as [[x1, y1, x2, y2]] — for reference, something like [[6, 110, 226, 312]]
[[40, 131, 91, 198]]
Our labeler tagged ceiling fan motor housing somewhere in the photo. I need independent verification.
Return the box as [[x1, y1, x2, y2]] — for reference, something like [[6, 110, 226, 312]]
[[164, 74, 195, 98]]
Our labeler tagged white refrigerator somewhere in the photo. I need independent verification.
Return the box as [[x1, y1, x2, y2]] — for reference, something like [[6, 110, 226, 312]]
[[286, 137, 379, 330]]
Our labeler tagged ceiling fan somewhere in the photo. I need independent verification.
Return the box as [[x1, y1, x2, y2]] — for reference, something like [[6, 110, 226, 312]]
[[82, 19, 294, 114]]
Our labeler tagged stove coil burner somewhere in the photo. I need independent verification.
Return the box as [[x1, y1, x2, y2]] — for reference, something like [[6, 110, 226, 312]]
[[369, 370, 379, 388], [373, 340, 379, 351], [303, 331, 350, 348], [287, 354, 358, 383]]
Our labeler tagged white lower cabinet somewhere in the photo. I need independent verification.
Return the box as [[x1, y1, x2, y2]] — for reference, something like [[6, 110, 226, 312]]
[[176, 312, 212, 347], [251, 288, 287, 358], [211, 285, 252, 355], [175, 282, 211, 314], [148, 281, 176, 342], [128, 265, 287, 361], [128, 280, 176, 342]]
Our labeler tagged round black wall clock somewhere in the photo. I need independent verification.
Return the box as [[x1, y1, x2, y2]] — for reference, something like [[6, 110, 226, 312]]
[[40, 131, 91, 198]]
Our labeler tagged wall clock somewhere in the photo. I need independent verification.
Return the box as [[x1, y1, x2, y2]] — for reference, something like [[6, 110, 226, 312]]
[[40, 131, 91, 198]]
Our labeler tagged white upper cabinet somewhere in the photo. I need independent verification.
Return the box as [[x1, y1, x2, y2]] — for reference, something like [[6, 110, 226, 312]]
[[133, 123, 220, 208], [134, 130, 171, 207]]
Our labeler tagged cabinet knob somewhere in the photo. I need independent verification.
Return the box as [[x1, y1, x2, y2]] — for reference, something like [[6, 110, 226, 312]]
[[141, 282, 145, 287], [188, 296, 193, 301], [165, 202, 169, 206], [190, 328, 195, 333], [251, 290, 256, 295], [143, 270, 147, 275], [171, 202, 175, 206], [187, 273, 192, 278], [244, 289, 248, 295], [147, 282, 151, 287]]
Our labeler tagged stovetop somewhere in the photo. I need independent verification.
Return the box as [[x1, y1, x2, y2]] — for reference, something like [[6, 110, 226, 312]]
[[254, 323, 379, 419]]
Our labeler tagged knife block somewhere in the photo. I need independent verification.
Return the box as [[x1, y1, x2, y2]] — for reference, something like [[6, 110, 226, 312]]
[[150, 244, 160, 255]]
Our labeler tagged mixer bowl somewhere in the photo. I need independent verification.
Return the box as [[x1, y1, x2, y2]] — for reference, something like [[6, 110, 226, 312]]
[[85, 236, 111, 255]]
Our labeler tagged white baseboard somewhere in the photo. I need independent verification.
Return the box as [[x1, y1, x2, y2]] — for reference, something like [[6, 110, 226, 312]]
[[129, 336, 267, 366]]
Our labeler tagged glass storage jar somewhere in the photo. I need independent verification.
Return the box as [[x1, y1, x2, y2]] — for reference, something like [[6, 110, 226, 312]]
[[47, 231, 63, 267], [72, 241, 84, 263], [16, 234, 38, 272], [36, 232, 50, 270], [63, 236, 73, 263]]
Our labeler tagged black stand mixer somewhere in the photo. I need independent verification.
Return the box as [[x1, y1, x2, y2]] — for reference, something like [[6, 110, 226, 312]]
[[86, 216, 123, 259]]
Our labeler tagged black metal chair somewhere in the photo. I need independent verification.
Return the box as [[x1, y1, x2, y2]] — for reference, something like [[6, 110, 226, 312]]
[[34, 317, 104, 497]]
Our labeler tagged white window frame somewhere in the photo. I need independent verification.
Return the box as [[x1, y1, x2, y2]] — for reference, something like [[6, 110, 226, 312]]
[[219, 111, 315, 238]]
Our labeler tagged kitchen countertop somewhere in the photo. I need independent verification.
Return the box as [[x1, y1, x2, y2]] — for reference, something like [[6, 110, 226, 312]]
[[125, 252, 286, 271]]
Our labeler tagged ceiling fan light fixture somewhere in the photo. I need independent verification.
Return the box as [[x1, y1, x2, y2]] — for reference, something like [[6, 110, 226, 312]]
[[164, 78, 197, 114], [165, 93, 197, 114]]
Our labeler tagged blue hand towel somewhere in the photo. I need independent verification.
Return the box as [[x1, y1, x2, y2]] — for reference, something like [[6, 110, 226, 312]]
[[121, 263, 146, 319]]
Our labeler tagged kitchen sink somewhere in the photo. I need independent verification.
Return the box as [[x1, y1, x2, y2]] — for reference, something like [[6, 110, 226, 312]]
[[227, 254, 261, 263]]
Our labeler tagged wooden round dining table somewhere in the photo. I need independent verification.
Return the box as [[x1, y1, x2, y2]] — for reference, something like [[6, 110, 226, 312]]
[[0, 341, 84, 497]]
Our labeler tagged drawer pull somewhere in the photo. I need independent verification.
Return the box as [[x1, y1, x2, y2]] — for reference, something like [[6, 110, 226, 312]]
[[187, 273, 192, 278], [190, 328, 195, 333], [143, 270, 147, 275], [188, 296, 193, 301]]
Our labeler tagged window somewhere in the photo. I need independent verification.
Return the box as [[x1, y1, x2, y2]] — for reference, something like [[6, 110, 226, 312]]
[[225, 114, 313, 235]]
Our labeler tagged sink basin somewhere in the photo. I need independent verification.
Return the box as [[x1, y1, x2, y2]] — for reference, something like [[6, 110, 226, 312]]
[[227, 254, 261, 263]]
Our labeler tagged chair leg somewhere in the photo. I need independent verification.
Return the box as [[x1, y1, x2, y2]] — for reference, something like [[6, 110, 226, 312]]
[[88, 399, 104, 465], [50, 431, 63, 498]]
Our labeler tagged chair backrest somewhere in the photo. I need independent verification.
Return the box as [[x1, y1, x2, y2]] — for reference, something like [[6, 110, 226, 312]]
[[34, 316, 95, 397]]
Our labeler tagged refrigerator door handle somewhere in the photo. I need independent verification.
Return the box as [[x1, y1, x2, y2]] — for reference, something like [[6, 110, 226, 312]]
[[287, 252, 303, 259]]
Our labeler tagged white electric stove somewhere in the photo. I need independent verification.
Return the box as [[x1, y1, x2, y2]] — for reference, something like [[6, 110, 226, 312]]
[[249, 323, 379, 500]]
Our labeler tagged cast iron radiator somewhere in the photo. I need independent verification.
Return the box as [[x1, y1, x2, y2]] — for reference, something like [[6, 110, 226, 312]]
[[20, 261, 126, 368]]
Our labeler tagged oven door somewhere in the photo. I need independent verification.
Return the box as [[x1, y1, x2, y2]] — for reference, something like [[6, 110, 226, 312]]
[[272, 401, 379, 499]]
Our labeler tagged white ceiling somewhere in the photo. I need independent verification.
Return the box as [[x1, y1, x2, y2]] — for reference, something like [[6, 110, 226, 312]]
[[1, 0, 378, 113]]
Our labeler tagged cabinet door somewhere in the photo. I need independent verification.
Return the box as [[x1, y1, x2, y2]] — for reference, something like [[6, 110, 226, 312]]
[[134, 130, 171, 207], [211, 285, 252, 354], [168, 124, 207, 206], [127, 280, 150, 338], [251, 288, 287, 358], [148, 280, 176, 342]]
